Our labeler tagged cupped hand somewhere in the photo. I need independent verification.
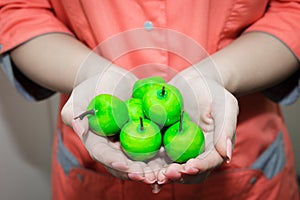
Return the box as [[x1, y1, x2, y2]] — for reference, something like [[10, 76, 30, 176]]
[[157, 65, 239, 184], [61, 65, 165, 184]]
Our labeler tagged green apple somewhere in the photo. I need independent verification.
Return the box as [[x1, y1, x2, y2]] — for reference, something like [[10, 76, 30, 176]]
[[160, 111, 191, 133], [182, 112, 191, 121], [74, 94, 129, 136], [125, 98, 145, 121], [132, 76, 166, 99], [120, 117, 162, 161], [163, 113, 205, 163], [142, 83, 184, 127]]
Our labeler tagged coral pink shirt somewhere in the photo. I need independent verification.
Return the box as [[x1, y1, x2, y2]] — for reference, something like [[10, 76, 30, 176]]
[[0, 1, 299, 199]]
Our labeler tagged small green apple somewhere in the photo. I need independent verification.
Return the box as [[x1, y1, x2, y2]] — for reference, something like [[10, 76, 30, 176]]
[[75, 94, 129, 136], [125, 98, 145, 121], [160, 111, 191, 133], [163, 112, 205, 163], [132, 76, 166, 99], [142, 83, 184, 127], [120, 117, 162, 161]]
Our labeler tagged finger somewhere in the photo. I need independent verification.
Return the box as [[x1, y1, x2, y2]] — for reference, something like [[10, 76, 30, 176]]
[[61, 77, 98, 135], [157, 168, 167, 185], [212, 91, 238, 162], [198, 104, 214, 133], [184, 148, 224, 172], [127, 162, 146, 182], [164, 163, 183, 181], [71, 119, 89, 138], [156, 147, 182, 184], [127, 161, 157, 184], [145, 156, 168, 184], [181, 126, 215, 174], [61, 95, 89, 137], [181, 164, 199, 175], [148, 146, 169, 174], [61, 95, 87, 127], [105, 167, 129, 181], [61, 97, 73, 126], [83, 132, 130, 171], [147, 158, 166, 177], [142, 166, 156, 184]]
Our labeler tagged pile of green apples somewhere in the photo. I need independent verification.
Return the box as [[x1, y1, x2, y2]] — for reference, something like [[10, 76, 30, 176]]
[[75, 76, 205, 163]]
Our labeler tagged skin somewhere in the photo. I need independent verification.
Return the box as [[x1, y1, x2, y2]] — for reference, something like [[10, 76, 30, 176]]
[[201, 32, 299, 96], [10, 34, 113, 93], [9, 32, 299, 185], [10, 33, 298, 95], [158, 32, 299, 184]]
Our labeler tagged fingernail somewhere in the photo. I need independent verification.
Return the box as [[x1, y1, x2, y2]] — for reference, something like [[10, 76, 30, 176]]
[[149, 174, 157, 183], [72, 120, 85, 137], [183, 166, 199, 174], [157, 170, 167, 184], [111, 162, 129, 170], [157, 180, 166, 184], [145, 178, 156, 184], [169, 172, 181, 180], [226, 138, 232, 164], [128, 173, 144, 181]]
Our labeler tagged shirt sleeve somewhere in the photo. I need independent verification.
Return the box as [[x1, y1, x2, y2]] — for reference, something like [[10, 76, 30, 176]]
[[263, 69, 300, 105], [0, 0, 73, 101], [244, 0, 300, 105], [0, 51, 56, 101]]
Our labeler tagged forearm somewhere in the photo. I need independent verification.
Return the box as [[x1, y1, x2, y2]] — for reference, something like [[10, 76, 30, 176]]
[[10, 33, 109, 94], [200, 32, 299, 96]]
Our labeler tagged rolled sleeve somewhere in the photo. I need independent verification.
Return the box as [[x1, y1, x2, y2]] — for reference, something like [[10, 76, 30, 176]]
[[0, 0, 73, 100], [245, 0, 300, 59], [0, 50, 55, 101], [0, 0, 73, 53], [244, 0, 300, 104], [263, 69, 300, 105]]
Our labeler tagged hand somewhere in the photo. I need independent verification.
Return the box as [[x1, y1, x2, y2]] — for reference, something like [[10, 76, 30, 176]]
[[157, 65, 239, 184], [61, 65, 164, 184]]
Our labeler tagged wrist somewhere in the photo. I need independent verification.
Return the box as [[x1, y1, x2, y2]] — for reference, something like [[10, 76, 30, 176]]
[[204, 32, 299, 96], [193, 57, 229, 90], [73, 52, 114, 87]]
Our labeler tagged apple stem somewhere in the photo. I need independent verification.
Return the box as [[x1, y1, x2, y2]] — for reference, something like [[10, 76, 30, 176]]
[[179, 111, 184, 132], [161, 86, 165, 97], [74, 110, 95, 120], [139, 116, 144, 131]]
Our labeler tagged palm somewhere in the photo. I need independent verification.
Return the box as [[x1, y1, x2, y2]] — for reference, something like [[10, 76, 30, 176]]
[[62, 68, 166, 184], [156, 67, 238, 184]]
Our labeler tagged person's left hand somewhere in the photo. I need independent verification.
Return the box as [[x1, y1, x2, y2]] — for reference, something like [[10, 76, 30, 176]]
[[61, 65, 166, 185], [156, 65, 239, 185]]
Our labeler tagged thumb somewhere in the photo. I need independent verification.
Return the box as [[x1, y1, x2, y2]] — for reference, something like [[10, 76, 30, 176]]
[[61, 97, 73, 126], [61, 94, 89, 138], [212, 91, 238, 163]]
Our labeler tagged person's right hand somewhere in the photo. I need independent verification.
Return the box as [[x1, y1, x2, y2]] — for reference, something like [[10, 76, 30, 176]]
[[61, 65, 165, 185], [156, 65, 239, 185]]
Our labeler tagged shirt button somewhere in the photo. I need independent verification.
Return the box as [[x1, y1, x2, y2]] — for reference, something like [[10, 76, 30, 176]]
[[144, 21, 153, 31]]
